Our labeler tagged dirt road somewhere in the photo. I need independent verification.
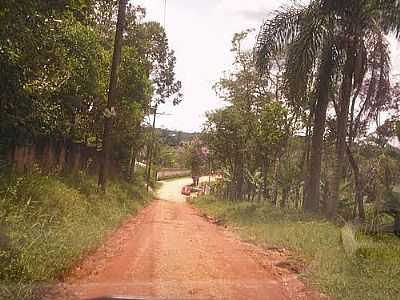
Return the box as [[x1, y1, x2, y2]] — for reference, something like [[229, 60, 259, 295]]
[[156, 176, 211, 202], [56, 178, 317, 300]]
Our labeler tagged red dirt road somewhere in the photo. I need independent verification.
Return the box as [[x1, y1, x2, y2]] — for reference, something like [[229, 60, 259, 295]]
[[56, 179, 318, 300]]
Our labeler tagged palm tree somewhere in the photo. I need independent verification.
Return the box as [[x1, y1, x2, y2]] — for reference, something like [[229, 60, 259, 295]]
[[346, 32, 392, 221], [255, 0, 400, 217], [255, 1, 340, 213], [324, 0, 400, 218]]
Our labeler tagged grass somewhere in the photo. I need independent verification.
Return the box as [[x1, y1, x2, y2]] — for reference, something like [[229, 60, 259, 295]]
[[0, 169, 151, 300], [192, 195, 400, 300]]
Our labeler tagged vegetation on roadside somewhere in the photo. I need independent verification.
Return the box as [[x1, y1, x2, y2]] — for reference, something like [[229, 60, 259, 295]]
[[2, 0, 400, 299], [0, 0, 182, 190], [0, 170, 150, 300], [0, 3, 181, 298], [204, 1, 400, 232], [193, 195, 400, 300], [201, 3, 400, 297]]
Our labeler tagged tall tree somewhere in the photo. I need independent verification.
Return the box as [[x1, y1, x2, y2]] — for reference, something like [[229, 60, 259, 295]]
[[326, 0, 400, 218], [141, 22, 182, 189], [98, 0, 127, 191], [255, 0, 400, 216], [255, 2, 336, 213]]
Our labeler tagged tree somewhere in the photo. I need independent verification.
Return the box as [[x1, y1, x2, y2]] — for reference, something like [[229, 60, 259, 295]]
[[98, 0, 127, 191], [255, 2, 338, 213], [324, 0, 399, 218], [255, 0, 400, 217], [141, 22, 183, 189], [0, 1, 178, 189], [204, 31, 290, 201]]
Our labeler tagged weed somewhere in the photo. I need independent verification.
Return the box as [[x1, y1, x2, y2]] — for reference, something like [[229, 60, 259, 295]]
[[193, 195, 400, 300], [0, 171, 150, 299]]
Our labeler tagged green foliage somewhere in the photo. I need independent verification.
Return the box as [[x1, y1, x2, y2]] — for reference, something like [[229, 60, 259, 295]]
[[257, 101, 289, 153], [384, 191, 400, 215], [154, 144, 185, 169], [0, 1, 181, 184], [194, 195, 400, 300], [180, 138, 207, 175], [204, 30, 295, 201], [254, 0, 400, 218], [0, 1, 106, 142], [0, 171, 150, 299]]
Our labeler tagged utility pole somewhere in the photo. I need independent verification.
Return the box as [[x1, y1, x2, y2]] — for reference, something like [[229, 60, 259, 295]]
[[98, 0, 127, 191]]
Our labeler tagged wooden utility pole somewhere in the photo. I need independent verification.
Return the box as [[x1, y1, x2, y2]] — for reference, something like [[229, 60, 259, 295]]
[[98, 0, 127, 191]]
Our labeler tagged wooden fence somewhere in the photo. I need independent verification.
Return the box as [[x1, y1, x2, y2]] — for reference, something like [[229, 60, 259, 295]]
[[1, 138, 119, 177], [156, 168, 191, 180]]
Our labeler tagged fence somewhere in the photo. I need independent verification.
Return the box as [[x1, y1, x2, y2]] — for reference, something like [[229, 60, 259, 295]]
[[1, 139, 119, 178], [156, 168, 191, 180]]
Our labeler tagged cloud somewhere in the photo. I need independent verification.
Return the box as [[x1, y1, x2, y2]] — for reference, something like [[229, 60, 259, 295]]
[[218, 0, 278, 11], [213, 0, 289, 27], [234, 9, 268, 22]]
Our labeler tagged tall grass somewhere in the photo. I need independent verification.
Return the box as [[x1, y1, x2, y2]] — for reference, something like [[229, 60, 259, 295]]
[[0, 170, 150, 299], [193, 196, 400, 300]]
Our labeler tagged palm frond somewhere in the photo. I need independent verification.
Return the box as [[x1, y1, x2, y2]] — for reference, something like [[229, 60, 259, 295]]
[[254, 3, 307, 73], [284, 7, 331, 104], [355, 31, 391, 125], [378, 0, 400, 38], [373, 34, 391, 116]]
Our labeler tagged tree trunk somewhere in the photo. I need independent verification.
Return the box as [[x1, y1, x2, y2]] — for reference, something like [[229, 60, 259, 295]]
[[236, 160, 244, 200], [98, 0, 127, 191], [272, 158, 279, 206], [328, 46, 355, 219], [304, 43, 335, 214], [295, 188, 300, 209], [302, 123, 312, 205], [305, 108, 327, 213], [281, 187, 288, 208], [263, 159, 268, 200], [128, 146, 136, 181], [233, 152, 244, 200], [146, 106, 157, 191], [346, 145, 365, 221]]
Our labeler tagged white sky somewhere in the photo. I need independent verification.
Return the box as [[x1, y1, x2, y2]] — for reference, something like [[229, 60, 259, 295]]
[[136, 0, 400, 133]]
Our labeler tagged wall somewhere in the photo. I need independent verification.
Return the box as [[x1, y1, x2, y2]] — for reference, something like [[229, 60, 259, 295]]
[[157, 168, 191, 180]]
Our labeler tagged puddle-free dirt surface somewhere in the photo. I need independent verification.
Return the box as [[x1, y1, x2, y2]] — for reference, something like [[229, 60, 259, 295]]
[[52, 178, 320, 300]]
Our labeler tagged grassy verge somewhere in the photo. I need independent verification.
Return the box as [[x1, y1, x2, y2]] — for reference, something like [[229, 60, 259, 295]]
[[0, 170, 151, 299], [192, 195, 400, 300]]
